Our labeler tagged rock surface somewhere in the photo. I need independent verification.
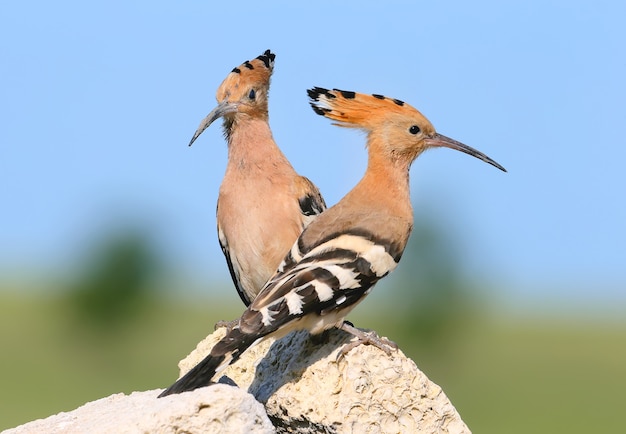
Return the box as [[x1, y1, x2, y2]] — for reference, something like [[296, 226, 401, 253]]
[[4, 386, 274, 434], [181, 327, 471, 433], [6, 327, 470, 433]]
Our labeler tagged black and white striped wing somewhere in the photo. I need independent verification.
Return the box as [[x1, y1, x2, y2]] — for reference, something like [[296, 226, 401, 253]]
[[240, 232, 400, 335]]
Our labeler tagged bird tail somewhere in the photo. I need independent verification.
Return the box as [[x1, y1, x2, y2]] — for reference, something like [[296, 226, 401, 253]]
[[157, 327, 259, 397], [307, 87, 412, 130]]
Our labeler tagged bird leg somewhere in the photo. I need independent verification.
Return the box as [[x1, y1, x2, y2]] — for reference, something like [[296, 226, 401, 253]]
[[338, 321, 398, 359], [214, 318, 239, 332]]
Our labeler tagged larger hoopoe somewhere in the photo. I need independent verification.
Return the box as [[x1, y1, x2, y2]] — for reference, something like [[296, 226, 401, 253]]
[[158, 87, 506, 397], [189, 50, 326, 307]]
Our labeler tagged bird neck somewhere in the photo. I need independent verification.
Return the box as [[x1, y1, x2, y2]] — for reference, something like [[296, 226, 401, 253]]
[[225, 117, 290, 169], [359, 147, 413, 216], [298, 147, 414, 259]]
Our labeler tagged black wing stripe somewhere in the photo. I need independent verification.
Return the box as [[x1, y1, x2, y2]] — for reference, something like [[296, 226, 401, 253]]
[[308, 228, 405, 262], [219, 237, 251, 307], [299, 193, 325, 217]]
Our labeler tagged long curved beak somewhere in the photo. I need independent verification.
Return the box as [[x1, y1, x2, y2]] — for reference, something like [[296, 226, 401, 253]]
[[425, 133, 507, 172], [188, 101, 239, 146]]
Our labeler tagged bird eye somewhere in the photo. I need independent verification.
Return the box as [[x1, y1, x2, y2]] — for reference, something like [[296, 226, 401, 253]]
[[248, 89, 256, 100], [409, 125, 420, 135]]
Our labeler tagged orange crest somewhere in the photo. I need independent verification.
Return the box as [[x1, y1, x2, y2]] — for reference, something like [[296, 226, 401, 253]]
[[307, 87, 432, 132], [216, 50, 275, 102]]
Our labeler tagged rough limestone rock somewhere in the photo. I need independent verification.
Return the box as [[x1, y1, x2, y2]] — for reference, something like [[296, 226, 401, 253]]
[[4, 386, 274, 434], [179, 327, 471, 433]]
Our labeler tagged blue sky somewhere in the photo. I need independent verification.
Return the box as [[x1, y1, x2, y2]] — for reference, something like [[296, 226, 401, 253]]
[[1, 1, 625, 309]]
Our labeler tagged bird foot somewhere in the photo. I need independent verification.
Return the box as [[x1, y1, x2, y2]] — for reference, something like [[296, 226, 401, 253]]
[[337, 321, 398, 360], [214, 318, 239, 332]]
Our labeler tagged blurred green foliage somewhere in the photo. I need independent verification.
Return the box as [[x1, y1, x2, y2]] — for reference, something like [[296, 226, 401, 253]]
[[382, 214, 474, 347], [1, 222, 625, 432], [63, 228, 160, 331]]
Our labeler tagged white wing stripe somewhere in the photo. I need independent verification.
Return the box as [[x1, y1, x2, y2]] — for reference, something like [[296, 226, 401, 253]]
[[312, 280, 334, 302], [284, 290, 304, 315]]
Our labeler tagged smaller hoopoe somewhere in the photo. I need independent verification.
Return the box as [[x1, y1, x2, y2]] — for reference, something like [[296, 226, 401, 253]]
[[189, 50, 326, 307], [158, 87, 505, 397]]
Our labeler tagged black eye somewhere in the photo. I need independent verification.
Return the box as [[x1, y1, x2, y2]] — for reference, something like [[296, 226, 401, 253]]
[[248, 89, 256, 100], [409, 125, 420, 135]]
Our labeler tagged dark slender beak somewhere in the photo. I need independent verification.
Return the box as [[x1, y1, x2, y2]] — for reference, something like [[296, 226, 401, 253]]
[[188, 101, 239, 146], [425, 133, 507, 172]]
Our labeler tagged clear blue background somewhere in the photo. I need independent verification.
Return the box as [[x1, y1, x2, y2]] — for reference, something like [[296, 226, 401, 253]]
[[2, 1, 624, 313]]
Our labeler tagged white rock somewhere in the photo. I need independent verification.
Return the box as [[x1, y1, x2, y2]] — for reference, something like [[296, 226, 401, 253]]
[[4, 386, 274, 434]]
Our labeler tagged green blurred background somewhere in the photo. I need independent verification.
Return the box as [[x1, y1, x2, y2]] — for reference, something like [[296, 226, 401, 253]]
[[1, 213, 624, 433]]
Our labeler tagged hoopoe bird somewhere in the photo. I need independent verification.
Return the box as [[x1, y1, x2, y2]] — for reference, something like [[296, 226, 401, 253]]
[[189, 50, 326, 307], [158, 87, 506, 397]]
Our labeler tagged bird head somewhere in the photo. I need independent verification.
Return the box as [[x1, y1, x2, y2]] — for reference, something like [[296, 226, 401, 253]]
[[307, 87, 506, 172], [189, 49, 276, 146]]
